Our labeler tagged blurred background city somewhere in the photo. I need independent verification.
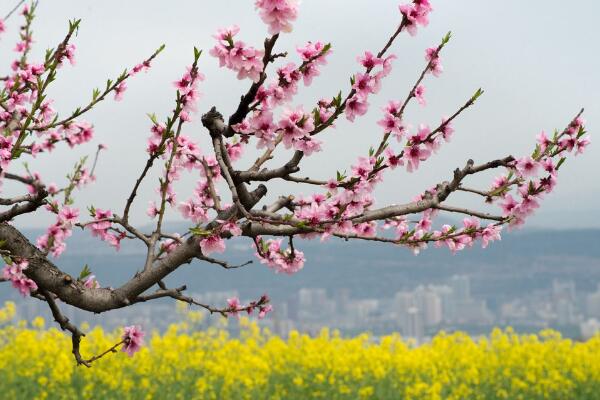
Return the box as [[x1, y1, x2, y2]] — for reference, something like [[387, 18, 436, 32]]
[[5, 225, 599, 343]]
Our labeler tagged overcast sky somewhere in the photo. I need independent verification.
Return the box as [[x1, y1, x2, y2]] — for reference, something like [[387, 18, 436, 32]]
[[2, 0, 598, 229]]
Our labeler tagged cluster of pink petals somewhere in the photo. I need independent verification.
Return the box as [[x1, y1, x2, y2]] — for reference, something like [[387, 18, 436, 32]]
[[199, 219, 242, 256], [173, 154, 222, 223], [255, 237, 305, 274], [209, 25, 264, 82], [379, 116, 453, 174], [345, 52, 396, 122], [159, 234, 182, 254], [0, 34, 109, 169], [296, 41, 330, 85], [145, 65, 207, 225], [431, 217, 503, 254], [83, 274, 100, 289], [2, 259, 38, 296], [172, 65, 204, 121], [87, 208, 126, 250], [425, 46, 443, 77], [278, 107, 321, 154], [255, 0, 299, 34], [399, 0, 433, 36], [496, 117, 590, 227], [37, 206, 79, 258], [121, 325, 145, 357], [226, 294, 273, 319]]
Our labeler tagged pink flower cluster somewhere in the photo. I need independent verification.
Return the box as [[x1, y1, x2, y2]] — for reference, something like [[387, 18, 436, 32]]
[[83, 274, 100, 289], [37, 206, 79, 257], [399, 0, 433, 36], [155, 144, 221, 224], [199, 220, 242, 256], [87, 208, 126, 250], [255, 0, 299, 34], [255, 237, 305, 274], [172, 65, 204, 121], [226, 39, 330, 152], [145, 65, 208, 225], [378, 102, 454, 173], [497, 117, 590, 227], [2, 259, 38, 296], [425, 46, 443, 77], [210, 26, 264, 82], [121, 325, 145, 357], [278, 107, 321, 155], [227, 294, 273, 319], [345, 51, 396, 122], [383, 211, 502, 255]]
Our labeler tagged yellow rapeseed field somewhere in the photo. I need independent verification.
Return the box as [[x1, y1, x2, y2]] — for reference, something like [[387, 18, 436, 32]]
[[0, 301, 599, 399]]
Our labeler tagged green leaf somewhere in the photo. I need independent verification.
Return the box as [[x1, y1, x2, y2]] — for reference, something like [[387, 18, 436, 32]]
[[555, 157, 567, 170], [78, 264, 92, 280], [531, 144, 541, 159], [189, 227, 212, 237], [470, 88, 484, 103], [295, 221, 309, 229], [442, 31, 452, 45]]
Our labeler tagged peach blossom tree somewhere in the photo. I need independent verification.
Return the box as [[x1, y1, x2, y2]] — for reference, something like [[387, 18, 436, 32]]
[[0, 0, 590, 365]]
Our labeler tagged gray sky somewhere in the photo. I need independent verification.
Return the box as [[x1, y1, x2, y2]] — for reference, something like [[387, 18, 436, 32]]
[[2, 0, 599, 229]]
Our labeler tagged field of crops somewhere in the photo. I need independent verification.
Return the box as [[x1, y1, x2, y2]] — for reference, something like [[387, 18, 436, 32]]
[[0, 301, 599, 399]]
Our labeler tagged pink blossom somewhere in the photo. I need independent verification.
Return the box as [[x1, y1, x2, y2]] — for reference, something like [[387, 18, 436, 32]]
[[226, 142, 243, 162], [258, 304, 273, 319], [576, 136, 591, 155], [425, 47, 443, 76], [357, 51, 383, 70], [353, 73, 378, 97], [178, 199, 208, 223], [160, 235, 181, 254], [500, 194, 518, 216], [385, 148, 404, 169], [296, 41, 329, 85], [399, 2, 431, 36], [213, 25, 240, 41], [439, 117, 454, 142], [3, 259, 38, 297], [121, 325, 145, 357], [200, 234, 226, 255], [414, 85, 426, 106], [515, 156, 540, 178], [210, 27, 265, 82], [345, 94, 369, 122], [227, 297, 241, 317], [219, 221, 242, 236], [83, 275, 100, 289], [404, 144, 431, 172], [279, 107, 314, 150], [255, 0, 299, 34], [536, 130, 552, 152], [255, 238, 305, 274], [147, 201, 160, 218], [114, 81, 127, 101]]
